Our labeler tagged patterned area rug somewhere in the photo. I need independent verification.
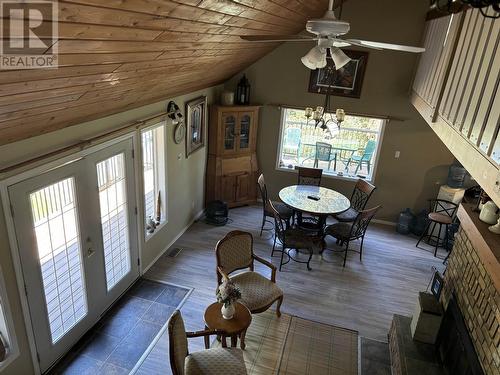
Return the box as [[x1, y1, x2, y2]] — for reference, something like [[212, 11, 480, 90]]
[[279, 316, 358, 375], [213, 310, 358, 375]]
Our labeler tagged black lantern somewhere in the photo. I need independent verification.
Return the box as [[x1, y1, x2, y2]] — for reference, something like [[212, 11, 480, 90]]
[[236, 75, 250, 105]]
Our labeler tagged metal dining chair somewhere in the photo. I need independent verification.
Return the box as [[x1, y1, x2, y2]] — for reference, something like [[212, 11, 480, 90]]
[[323, 206, 381, 267], [334, 179, 376, 223], [257, 173, 293, 236], [270, 201, 323, 271], [297, 166, 322, 186], [295, 167, 323, 232]]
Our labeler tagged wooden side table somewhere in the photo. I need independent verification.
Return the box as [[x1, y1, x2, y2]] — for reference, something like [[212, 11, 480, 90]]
[[204, 302, 252, 350]]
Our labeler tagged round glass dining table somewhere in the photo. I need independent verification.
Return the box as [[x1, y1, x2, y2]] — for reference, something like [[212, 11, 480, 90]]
[[279, 185, 350, 217]]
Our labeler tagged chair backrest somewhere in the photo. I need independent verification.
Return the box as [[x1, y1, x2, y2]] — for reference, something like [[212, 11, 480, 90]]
[[297, 166, 322, 186], [168, 310, 188, 375], [257, 173, 268, 208], [269, 201, 286, 242], [315, 142, 332, 162], [215, 231, 254, 283], [361, 140, 377, 161], [284, 127, 301, 148], [429, 199, 458, 218], [351, 179, 376, 211], [349, 205, 381, 239]]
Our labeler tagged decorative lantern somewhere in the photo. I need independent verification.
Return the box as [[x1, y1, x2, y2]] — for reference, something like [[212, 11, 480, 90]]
[[236, 75, 251, 105]]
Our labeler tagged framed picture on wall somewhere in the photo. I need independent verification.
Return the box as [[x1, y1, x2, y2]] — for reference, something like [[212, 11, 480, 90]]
[[308, 49, 368, 98], [185, 96, 207, 157], [430, 271, 444, 300]]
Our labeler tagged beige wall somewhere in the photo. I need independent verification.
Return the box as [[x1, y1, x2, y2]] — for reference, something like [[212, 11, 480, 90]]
[[0, 85, 221, 374], [225, 0, 454, 221]]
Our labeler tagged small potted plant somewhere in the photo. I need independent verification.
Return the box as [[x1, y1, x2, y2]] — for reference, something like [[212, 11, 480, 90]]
[[216, 278, 241, 320]]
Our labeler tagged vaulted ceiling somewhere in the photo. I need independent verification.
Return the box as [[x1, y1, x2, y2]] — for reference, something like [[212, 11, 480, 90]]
[[0, 0, 333, 145]]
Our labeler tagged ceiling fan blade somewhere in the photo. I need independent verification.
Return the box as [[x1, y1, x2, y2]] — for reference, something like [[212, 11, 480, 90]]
[[330, 38, 352, 48], [240, 35, 317, 42], [345, 39, 425, 53]]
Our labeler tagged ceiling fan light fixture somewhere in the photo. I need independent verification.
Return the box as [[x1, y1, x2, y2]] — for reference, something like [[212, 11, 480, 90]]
[[301, 46, 326, 70], [329, 47, 351, 70]]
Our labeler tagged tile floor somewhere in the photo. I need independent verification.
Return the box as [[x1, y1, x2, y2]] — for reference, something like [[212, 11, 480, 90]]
[[49, 279, 190, 374]]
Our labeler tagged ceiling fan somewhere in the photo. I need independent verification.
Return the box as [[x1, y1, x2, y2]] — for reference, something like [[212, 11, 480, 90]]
[[240, 0, 425, 70]]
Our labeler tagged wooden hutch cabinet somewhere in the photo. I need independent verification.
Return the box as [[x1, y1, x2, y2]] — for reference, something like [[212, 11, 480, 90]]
[[206, 105, 260, 207]]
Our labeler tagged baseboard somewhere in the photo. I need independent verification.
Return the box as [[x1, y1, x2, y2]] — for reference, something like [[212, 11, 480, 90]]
[[372, 219, 397, 227], [141, 209, 205, 274]]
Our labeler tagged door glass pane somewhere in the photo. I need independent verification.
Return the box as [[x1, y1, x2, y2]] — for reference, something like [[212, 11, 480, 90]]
[[96, 154, 131, 291], [224, 115, 236, 151], [29, 177, 87, 344], [141, 129, 155, 222], [239, 115, 251, 149]]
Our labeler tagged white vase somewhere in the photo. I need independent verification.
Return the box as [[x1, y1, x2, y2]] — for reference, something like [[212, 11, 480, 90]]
[[221, 302, 235, 320]]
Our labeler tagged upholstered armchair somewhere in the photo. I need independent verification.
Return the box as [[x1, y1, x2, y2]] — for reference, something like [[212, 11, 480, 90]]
[[215, 230, 284, 316], [168, 310, 247, 375]]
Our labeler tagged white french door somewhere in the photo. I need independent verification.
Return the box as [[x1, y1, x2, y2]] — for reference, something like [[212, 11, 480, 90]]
[[8, 139, 139, 372]]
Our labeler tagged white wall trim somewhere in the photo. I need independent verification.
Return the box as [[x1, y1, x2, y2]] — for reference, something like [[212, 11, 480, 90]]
[[0, 263, 20, 373], [141, 209, 205, 274], [0, 184, 41, 375]]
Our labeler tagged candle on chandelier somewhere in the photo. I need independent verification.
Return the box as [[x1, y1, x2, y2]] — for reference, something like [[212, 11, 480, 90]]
[[336, 108, 345, 122]]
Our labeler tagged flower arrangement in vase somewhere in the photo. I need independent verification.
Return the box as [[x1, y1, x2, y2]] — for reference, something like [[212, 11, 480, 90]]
[[216, 278, 241, 320]]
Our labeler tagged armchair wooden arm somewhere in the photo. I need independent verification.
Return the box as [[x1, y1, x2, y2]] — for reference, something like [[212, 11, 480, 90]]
[[186, 328, 218, 338], [217, 266, 230, 283], [253, 254, 277, 283]]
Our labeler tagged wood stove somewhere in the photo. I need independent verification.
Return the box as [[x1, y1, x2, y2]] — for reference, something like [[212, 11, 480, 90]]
[[436, 295, 484, 375]]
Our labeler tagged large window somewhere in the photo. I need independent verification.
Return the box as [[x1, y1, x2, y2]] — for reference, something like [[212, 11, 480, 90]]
[[277, 108, 385, 181], [141, 123, 166, 237]]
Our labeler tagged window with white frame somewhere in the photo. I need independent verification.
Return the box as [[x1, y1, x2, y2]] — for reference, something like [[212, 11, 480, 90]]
[[141, 123, 166, 237], [277, 107, 385, 181]]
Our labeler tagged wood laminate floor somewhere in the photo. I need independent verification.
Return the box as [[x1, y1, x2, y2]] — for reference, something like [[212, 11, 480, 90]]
[[136, 205, 446, 374]]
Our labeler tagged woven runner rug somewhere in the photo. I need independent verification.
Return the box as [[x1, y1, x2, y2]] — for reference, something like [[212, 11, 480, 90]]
[[213, 310, 358, 375]]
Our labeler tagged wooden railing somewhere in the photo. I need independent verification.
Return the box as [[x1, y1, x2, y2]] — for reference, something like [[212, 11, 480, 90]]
[[411, 8, 500, 205]]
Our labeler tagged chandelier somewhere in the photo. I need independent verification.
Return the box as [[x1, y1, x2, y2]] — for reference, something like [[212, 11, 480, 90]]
[[304, 63, 346, 132]]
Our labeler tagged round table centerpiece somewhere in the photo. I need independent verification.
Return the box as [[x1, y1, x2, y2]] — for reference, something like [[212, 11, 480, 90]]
[[216, 278, 242, 320]]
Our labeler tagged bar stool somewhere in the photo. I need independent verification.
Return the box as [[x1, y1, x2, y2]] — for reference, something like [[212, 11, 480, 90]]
[[416, 199, 458, 257]]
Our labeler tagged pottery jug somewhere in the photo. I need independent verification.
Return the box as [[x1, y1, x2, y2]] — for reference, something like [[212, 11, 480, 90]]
[[479, 201, 499, 225]]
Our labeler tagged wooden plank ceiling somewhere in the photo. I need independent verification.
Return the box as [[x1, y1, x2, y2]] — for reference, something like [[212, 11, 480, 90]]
[[0, 0, 331, 145]]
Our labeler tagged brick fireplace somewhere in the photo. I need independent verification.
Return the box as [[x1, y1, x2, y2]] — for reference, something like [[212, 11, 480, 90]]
[[441, 206, 500, 375]]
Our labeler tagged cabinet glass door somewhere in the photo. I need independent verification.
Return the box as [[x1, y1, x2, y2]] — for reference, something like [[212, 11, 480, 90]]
[[239, 113, 251, 150], [222, 113, 237, 153]]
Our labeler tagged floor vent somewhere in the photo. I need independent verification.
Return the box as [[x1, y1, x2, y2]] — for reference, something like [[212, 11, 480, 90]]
[[167, 247, 182, 258]]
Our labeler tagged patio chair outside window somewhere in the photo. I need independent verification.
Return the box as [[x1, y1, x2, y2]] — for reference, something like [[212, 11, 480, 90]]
[[283, 128, 301, 162], [345, 140, 377, 174], [314, 142, 337, 170]]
